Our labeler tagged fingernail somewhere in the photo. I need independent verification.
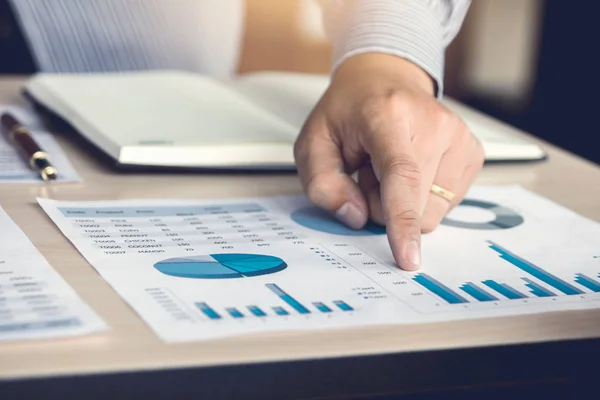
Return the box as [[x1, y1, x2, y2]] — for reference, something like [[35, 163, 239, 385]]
[[335, 202, 365, 230], [405, 240, 421, 270]]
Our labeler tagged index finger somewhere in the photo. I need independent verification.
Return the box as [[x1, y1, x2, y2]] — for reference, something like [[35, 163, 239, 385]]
[[363, 119, 423, 271]]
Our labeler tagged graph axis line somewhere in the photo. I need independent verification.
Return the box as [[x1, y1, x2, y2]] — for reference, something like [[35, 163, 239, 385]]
[[319, 244, 438, 314], [162, 287, 202, 323], [350, 244, 446, 305]]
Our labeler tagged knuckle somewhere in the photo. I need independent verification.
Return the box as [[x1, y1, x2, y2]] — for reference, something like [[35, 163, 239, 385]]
[[382, 155, 421, 185], [304, 171, 331, 205], [385, 90, 413, 111], [435, 107, 456, 128], [294, 113, 326, 161], [472, 138, 486, 166], [361, 91, 411, 127], [293, 137, 306, 162], [293, 127, 314, 162], [454, 125, 473, 147], [386, 208, 420, 227], [417, 104, 459, 144]]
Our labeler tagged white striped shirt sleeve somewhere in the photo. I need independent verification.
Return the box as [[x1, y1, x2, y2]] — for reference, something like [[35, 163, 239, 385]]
[[318, 0, 472, 97]]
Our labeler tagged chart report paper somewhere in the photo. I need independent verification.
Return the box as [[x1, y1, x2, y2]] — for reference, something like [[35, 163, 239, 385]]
[[38, 186, 600, 342], [0, 206, 106, 341]]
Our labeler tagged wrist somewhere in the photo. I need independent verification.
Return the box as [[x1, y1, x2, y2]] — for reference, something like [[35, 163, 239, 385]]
[[333, 53, 436, 96]]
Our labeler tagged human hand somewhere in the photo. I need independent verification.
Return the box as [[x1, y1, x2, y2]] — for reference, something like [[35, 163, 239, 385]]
[[294, 53, 485, 271]]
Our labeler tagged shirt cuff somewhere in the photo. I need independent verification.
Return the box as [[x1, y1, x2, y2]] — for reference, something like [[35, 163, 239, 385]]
[[330, 0, 446, 98]]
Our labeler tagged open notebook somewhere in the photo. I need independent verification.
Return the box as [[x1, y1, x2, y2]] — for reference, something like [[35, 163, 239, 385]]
[[23, 71, 546, 170]]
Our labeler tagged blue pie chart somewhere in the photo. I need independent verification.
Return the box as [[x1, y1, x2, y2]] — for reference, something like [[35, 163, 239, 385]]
[[154, 254, 287, 279], [441, 199, 524, 230], [291, 207, 386, 236]]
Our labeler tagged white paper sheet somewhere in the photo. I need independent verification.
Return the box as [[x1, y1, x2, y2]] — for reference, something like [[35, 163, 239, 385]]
[[0, 206, 107, 341], [38, 186, 600, 342], [0, 105, 81, 183]]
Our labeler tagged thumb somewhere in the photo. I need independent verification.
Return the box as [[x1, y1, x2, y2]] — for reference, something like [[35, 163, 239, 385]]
[[294, 116, 368, 229]]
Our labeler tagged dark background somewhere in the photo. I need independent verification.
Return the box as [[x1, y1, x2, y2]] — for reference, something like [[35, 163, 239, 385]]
[[463, 1, 600, 166]]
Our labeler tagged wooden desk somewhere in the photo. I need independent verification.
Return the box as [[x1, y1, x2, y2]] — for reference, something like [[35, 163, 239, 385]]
[[1, 77, 599, 399]]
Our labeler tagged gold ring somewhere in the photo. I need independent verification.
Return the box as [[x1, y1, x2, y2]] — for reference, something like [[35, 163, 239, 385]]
[[430, 184, 455, 203]]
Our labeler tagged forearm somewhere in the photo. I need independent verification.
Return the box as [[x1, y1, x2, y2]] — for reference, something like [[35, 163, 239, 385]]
[[318, 0, 472, 97]]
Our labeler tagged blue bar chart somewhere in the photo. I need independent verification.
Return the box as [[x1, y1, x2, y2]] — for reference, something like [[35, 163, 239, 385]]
[[482, 280, 527, 300], [574, 274, 600, 292], [411, 241, 599, 304], [313, 302, 332, 313], [196, 302, 221, 320], [248, 305, 267, 317], [522, 278, 555, 297], [266, 283, 311, 314], [459, 282, 497, 302], [413, 274, 469, 304], [488, 241, 583, 295], [333, 300, 354, 311], [226, 307, 244, 318], [273, 306, 289, 316], [195, 284, 355, 321]]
